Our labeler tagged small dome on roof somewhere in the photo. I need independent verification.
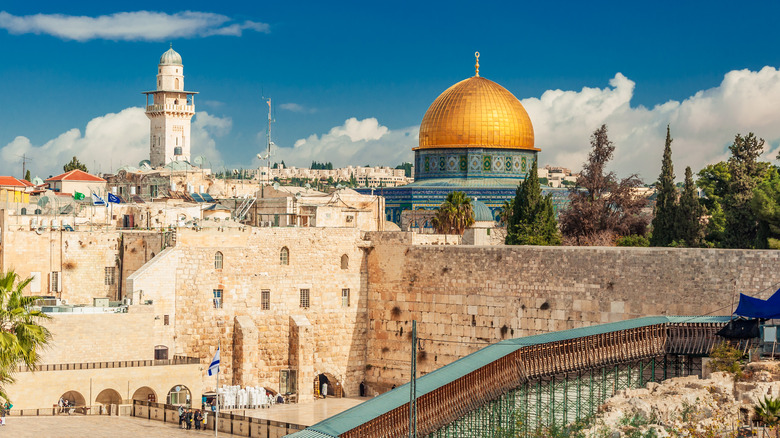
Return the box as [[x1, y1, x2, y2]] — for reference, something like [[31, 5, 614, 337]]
[[472, 199, 494, 222], [160, 46, 182, 65]]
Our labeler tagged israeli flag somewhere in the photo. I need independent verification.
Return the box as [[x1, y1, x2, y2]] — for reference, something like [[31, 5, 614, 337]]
[[92, 193, 106, 206], [208, 348, 220, 376], [108, 193, 121, 204]]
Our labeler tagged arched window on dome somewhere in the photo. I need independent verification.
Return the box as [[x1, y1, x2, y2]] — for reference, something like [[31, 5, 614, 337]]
[[280, 247, 289, 266], [340, 254, 349, 270]]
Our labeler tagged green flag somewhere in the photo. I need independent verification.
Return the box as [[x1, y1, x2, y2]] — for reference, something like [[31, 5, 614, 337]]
[[74, 192, 85, 200]]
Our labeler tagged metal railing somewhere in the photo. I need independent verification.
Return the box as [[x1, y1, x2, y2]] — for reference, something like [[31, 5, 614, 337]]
[[17, 355, 200, 372]]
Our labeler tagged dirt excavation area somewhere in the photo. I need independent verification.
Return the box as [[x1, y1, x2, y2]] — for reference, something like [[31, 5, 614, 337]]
[[582, 361, 780, 437]]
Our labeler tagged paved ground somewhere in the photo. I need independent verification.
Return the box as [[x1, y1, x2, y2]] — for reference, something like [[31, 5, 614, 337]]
[[2, 415, 226, 437], [224, 396, 366, 426], [4, 396, 369, 437]]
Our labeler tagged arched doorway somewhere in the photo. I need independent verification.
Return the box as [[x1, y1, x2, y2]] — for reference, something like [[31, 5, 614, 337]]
[[315, 373, 344, 398], [167, 385, 191, 406], [95, 388, 122, 405], [60, 390, 86, 407], [132, 386, 157, 403]]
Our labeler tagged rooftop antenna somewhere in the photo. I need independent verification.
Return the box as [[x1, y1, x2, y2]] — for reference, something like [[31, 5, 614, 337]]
[[17, 153, 32, 180], [258, 97, 275, 196]]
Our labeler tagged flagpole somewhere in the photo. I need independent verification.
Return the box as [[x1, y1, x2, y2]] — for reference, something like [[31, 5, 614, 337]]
[[215, 339, 219, 438]]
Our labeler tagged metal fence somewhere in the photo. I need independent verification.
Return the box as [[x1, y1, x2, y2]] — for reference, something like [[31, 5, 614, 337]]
[[132, 400, 307, 437], [16, 355, 200, 372]]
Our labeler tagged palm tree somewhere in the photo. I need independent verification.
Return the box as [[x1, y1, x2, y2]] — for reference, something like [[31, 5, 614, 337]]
[[498, 200, 513, 227], [0, 271, 51, 402], [432, 192, 474, 235], [755, 396, 780, 437]]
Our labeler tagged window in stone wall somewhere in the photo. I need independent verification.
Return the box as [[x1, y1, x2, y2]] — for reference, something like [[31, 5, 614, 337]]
[[213, 289, 223, 309], [49, 271, 60, 293], [261, 290, 270, 310], [163, 315, 170, 325], [104, 267, 116, 286], [299, 289, 310, 308], [341, 288, 350, 307], [214, 251, 223, 270], [280, 369, 297, 394], [341, 254, 349, 270], [280, 247, 289, 265], [154, 345, 169, 360]]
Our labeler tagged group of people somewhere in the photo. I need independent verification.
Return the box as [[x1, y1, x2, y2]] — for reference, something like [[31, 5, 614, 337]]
[[0, 401, 11, 426], [178, 406, 207, 430], [57, 397, 73, 414]]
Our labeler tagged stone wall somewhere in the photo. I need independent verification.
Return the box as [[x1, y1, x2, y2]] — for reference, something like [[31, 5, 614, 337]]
[[39, 306, 157, 364], [364, 241, 780, 390]]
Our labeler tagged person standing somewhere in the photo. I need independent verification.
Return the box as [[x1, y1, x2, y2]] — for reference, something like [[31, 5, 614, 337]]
[[185, 408, 192, 430], [58, 397, 64, 414], [0, 404, 5, 426], [194, 410, 202, 430], [178, 406, 185, 429], [322, 382, 328, 399], [1, 402, 10, 426]]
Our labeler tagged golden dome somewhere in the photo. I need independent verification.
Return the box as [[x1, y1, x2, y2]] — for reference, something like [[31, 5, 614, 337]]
[[417, 76, 536, 151]]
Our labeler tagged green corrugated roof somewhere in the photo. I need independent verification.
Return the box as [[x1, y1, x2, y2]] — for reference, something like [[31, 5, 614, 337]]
[[287, 315, 731, 437]]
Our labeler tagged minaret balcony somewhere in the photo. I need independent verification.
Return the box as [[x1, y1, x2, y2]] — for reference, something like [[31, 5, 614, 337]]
[[145, 104, 195, 113]]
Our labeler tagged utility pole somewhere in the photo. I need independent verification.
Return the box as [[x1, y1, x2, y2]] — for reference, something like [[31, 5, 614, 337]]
[[18, 154, 32, 180]]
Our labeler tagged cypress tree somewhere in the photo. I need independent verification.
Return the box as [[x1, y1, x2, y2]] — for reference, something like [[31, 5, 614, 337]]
[[678, 166, 704, 247], [650, 126, 678, 246], [506, 159, 560, 245], [724, 133, 765, 248]]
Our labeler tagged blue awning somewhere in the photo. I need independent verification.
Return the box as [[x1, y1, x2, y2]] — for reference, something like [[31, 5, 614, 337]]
[[734, 288, 780, 319]]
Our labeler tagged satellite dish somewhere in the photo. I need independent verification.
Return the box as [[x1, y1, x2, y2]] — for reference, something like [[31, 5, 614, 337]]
[[336, 184, 344, 189], [193, 156, 205, 166], [295, 192, 302, 200], [273, 182, 280, 190], [37, 196, 50, 207], [138, 160, 152, 170], [32, 177, 44, 185], [305, 183, 311, 190]]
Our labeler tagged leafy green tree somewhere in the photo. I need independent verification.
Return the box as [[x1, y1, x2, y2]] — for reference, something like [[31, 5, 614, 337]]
[[678, 166, 705, 247], [0, 271, 51, 402], [24, 170, 31, 182], [650, 126, 679, 246], [616, 234, 651, 247], [697, 162, 730, 245], [559, 125, 648, 245], [752, 166, 780, 249], [431, 191, 474, 235], [63, 156, 87, 173], [349, 173, 357, 187], [724, 133, 766, 248], [506, 159, 560, 245]]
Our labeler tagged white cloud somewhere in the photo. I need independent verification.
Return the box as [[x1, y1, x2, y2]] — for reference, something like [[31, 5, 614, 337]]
[[522, 68, 780, 180], [0, 11, 269, 41], [275, 117, 415, 167], [279, 103, 317, 114], [0, 108, 228, 177]]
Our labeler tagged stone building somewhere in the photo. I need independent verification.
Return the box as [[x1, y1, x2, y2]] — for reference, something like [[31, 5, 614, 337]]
[[143, 46, 197, 168]]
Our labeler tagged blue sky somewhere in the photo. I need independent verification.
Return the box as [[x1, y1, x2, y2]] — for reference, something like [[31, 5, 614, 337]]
[[1, 1, 780, 180]]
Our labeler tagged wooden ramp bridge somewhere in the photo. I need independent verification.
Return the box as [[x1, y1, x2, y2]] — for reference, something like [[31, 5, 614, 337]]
[[287, 315, 731, 438]]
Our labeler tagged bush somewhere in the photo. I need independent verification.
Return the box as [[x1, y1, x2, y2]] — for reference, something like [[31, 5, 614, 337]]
[[616, 234, 651, 247], [709, 342, 745, 379]]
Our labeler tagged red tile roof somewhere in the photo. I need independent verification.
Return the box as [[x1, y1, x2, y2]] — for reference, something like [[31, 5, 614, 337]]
[[0, 176, 32, 188], [45, 169, 106, 183]]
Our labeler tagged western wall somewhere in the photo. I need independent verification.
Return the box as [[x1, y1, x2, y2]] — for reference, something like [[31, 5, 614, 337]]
[[363, 232, 780, 391]]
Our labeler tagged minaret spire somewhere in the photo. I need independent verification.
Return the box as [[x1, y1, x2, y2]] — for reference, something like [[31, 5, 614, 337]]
[[475, 51, 480, 77]]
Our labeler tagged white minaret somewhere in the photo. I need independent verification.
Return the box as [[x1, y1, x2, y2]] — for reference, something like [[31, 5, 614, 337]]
[[143, 45, 198, 168]]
